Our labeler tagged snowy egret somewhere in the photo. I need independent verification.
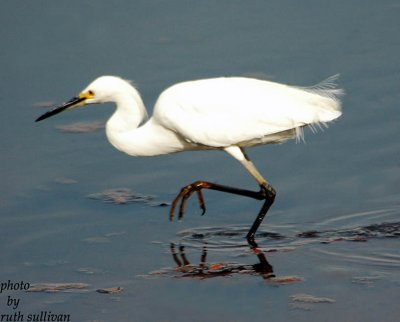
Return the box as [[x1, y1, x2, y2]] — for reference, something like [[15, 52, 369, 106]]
[[36, 75, 343, 244]]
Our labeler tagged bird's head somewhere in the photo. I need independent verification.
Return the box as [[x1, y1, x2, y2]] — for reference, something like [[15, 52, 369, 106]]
[[35, 76, 130, 122]]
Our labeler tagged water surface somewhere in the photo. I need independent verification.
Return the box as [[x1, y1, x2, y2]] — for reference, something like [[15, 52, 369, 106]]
[[1, 1, 399, 321]]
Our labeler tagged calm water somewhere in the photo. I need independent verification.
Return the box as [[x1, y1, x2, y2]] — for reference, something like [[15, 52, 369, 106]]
[[1, 1, 400, 321]]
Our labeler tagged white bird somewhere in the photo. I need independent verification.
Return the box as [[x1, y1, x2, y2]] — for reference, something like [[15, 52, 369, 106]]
[[36, 74, 343, 245]]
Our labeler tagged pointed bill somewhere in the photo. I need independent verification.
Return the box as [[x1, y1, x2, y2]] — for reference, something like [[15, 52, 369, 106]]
[[35, 96, 86, 122]]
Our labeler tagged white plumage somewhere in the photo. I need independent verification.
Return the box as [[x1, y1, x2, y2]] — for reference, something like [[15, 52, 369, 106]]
[[36, 74, 343, 243], [89, 75, 343, 158], [155, 75, 342, 148]]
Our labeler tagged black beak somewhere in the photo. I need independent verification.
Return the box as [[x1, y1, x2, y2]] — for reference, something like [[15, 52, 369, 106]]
[[35, 96, 86, 122]]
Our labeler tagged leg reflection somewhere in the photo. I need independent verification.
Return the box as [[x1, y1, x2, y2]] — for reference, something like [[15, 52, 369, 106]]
[[169, 242, 274, 280]]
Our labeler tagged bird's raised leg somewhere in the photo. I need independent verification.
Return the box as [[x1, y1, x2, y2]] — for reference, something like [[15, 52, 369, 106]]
[[170, 180, 271, 218], [170, 146, 276, 244], [170, 181, 275, 243]]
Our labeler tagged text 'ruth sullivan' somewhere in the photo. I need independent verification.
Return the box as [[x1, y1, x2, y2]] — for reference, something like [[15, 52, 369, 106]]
[[1, 311, 70, 322], [1, 280, 70, 322]]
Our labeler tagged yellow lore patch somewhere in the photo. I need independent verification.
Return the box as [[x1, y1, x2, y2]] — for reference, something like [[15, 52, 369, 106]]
[[79, 90, 95, 99]]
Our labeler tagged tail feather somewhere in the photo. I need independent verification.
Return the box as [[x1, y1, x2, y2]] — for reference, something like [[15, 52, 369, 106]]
[[294, 74, 344, 142], [301, 74, 345, 102]]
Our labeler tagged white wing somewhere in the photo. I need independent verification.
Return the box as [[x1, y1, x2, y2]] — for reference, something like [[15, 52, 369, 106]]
[[154, 76, 343, 148]]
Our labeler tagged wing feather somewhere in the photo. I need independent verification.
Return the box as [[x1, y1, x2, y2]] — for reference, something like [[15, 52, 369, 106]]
[[153, 76, 342, 147]]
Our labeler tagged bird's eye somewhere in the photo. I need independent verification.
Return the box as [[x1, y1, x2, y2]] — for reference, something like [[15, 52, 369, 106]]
[[88, 90, 95, 96]]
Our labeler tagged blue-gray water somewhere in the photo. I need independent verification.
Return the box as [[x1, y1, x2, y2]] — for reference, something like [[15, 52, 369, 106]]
[[1, 1, 399, 321]]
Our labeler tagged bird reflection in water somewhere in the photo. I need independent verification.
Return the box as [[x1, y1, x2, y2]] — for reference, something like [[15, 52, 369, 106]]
[[146, 241, 303, 284], [169, 242, 274, 280]]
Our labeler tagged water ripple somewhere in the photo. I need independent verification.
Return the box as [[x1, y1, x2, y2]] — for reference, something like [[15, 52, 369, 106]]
[[175, 220, 400, 252]]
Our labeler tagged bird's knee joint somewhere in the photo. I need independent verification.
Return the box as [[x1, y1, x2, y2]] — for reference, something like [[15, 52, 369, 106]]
[[260, 184, 276, 200], [192, 181, 211, 190]]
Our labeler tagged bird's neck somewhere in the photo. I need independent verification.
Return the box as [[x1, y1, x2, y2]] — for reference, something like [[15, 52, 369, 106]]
[[106, 87, 147, 133], [105, 87, 148, 152], [104, 87, 193, 157]]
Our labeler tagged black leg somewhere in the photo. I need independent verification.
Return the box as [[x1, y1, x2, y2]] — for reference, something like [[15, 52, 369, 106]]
[[170, 181, 276, 243], [246, 194, 275, 246]]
